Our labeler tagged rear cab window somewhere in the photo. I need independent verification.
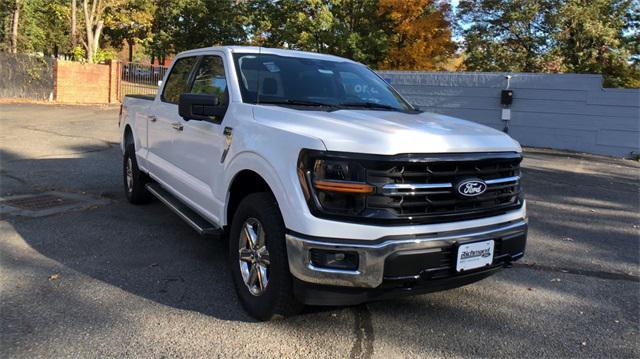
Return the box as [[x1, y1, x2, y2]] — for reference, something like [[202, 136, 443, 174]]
[[161, 56, 198, 104]]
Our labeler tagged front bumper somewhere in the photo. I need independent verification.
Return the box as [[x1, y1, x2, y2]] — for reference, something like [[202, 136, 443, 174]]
[[285, 219, 527, 290]]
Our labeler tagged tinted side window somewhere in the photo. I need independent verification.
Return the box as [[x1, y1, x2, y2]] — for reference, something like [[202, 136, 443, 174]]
[[190, 56, 228, 105], [161, 57, 197, 104]]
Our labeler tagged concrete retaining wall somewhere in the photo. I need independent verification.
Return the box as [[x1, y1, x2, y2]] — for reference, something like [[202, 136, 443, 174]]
[[380, 71, 640, 157]]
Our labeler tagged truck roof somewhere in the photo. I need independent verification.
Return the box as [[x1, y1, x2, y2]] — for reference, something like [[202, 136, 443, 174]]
[[177, 46, 357, 64]]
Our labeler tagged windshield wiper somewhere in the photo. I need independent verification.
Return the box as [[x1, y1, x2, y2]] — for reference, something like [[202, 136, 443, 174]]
[[258, 99, 338, 108], [339, 102, 400, 111]]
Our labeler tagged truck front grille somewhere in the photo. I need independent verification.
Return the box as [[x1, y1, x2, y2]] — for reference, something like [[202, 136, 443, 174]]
[[363, 152, 523, 224]]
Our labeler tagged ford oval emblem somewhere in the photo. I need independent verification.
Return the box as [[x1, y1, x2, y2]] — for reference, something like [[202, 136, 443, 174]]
[[457, 179, 487, 197]]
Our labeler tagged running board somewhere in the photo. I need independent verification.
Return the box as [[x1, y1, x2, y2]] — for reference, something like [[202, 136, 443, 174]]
[[145, 183, 222, 236]]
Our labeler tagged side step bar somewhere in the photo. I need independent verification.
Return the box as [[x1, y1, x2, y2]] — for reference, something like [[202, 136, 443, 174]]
[[145, 183, 222, 236]]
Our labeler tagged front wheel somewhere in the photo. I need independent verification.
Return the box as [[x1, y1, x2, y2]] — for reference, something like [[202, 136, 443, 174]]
[[229, 192, 303, 320]]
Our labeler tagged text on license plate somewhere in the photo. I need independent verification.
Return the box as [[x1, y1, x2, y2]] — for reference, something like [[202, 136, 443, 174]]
[[456, 240, 494, 272]]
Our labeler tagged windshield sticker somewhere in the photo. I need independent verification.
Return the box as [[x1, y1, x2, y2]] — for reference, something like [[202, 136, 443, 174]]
[[263, 62, 280, 73]]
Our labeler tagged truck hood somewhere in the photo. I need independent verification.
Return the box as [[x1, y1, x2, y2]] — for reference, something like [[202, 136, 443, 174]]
[[253, 106, 521, 155]]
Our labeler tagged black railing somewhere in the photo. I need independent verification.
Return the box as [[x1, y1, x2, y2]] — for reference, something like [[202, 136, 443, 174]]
[[119, 62, 168, 100]]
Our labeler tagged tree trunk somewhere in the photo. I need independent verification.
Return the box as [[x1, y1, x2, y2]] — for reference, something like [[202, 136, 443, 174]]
[[10, 0, 20, 54], [128, 39, 134, 62], [82, 0, 105, 63], [71, 0, 77, 48], [83, 0, 93, 62]]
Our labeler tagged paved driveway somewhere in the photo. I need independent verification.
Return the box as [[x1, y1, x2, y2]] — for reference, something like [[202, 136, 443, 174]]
[[1, 103, 638, 358]]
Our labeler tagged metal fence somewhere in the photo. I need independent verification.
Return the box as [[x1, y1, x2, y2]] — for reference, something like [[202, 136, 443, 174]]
[[119, 62, 168, 100]]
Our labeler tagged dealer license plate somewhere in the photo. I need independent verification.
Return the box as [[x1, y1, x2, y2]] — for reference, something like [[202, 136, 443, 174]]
[[456, 240, 494, 272]]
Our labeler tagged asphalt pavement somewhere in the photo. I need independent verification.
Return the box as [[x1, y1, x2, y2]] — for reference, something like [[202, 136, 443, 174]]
[[1, 103, 638, 358]]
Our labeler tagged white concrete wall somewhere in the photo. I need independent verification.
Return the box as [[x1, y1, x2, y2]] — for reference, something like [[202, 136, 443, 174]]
[[379, 71, 640, 157]]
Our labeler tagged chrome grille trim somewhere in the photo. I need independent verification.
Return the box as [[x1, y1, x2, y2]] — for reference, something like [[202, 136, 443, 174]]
[[381, 176, 520, 196], [382, 183, 452, 196], [484, 176, 520, 185]]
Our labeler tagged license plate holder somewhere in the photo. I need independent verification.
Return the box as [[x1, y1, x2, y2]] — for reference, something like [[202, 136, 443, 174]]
[[456, 240, 494, 272]]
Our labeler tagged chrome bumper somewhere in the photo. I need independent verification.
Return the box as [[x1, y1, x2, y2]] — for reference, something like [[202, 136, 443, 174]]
[[285, 220, 527, 288]]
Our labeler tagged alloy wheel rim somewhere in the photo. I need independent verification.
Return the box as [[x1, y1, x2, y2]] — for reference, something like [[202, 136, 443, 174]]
[[238, 218, 270, 296], [126, 158, 133, 193]]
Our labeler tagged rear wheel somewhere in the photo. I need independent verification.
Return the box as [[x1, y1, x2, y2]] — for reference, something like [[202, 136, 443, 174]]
[[229, 192, 303, 320], [123, 143, 152, 204]]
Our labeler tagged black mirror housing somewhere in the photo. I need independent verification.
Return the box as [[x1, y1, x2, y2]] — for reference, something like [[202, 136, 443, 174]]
[[179, 93, 225, 122]]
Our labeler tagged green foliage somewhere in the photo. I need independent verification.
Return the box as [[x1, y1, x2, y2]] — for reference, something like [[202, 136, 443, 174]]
[[244, 0, 391, 66], [0, 0, 71, 55], [72, 46, 86, 62], [1, 0, 637, 88], [94, 48, 117, 63], [458, 0, 640, 88], [103, 0, 156, 51]]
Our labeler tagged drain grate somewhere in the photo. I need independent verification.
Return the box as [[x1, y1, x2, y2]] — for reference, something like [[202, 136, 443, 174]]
[[1, 194, 80, 211]]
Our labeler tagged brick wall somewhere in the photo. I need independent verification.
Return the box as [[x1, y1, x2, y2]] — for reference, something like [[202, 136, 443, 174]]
[[54, 60, 119, 104]]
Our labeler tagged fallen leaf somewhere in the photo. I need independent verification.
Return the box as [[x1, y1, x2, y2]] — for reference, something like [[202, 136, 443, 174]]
[[527, 287, 533, 291], [48, 273, 60, 281]]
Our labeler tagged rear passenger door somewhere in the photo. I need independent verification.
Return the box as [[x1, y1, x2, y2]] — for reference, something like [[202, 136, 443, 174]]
[[147, 56, 197, 189], [170, 54, 230, 222]]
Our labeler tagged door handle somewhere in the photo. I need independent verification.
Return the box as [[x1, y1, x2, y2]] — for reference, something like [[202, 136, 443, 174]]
[[149, 116, 157, 123], [171, 122, 183, 131]]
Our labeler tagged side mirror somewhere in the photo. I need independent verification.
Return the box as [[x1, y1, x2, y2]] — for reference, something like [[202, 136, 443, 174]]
[[178, 93, 224, 122]]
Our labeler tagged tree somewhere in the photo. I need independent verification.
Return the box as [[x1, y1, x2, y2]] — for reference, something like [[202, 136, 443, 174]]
[[148, 0, 245, 62], [457, 0, 638, 87], [10, 0, 19, 53], [83, 0, 105, 63], [245, 0, 390, 66], [457, 0, 559, 73], [555, 0, 639, 87], [103, 0, 155, 62], [71, 0, 77, 49], [377, 0, 456, 70], [82, 0, 125, 63]]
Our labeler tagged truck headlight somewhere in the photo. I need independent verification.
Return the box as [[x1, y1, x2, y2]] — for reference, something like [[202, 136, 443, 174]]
[[298, 150, 373, 216]]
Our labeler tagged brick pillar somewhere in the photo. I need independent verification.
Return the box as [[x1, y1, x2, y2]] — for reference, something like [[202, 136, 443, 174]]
[[108, 60, 120, 103], [52, 59, 58, 101]]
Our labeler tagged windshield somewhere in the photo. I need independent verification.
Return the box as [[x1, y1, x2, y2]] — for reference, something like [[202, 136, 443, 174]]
[[232, 53, 415, 112]]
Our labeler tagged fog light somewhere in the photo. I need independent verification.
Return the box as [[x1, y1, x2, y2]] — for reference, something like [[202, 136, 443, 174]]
[[309, 249, 359, 270]]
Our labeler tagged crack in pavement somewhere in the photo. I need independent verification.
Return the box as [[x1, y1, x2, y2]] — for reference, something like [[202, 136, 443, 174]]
[[0, 171, 28, 185], [514, 262, 639, 282], [349, 305, 374, 359], [4, 126, 119, 162], [16, 125, 118, 147]]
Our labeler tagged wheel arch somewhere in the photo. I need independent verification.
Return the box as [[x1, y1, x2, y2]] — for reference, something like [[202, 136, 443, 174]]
[[225, 169, 276, 230], [222, 150, 300, 231]]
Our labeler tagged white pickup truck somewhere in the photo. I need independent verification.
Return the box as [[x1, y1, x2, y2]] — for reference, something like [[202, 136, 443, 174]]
[[120, 46, 527, 320]]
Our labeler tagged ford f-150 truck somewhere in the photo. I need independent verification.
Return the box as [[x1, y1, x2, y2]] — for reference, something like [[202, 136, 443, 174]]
[[119, 46, 527, 320]]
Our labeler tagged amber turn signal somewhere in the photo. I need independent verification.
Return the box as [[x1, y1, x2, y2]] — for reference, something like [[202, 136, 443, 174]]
[[313, 180, 374, 194]]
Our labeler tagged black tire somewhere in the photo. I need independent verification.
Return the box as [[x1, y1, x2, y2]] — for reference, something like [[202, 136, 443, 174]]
[[229, 192, 303, 320], [123, 143, 152, 204]]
